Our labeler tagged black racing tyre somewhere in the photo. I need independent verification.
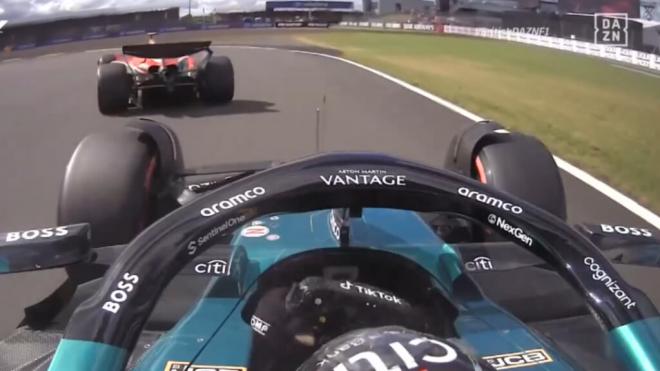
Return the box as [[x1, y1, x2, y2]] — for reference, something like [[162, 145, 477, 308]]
[[198, 56, 234, 104], [58, 129, 158, 247], [97, 63, 132, 114], [97, 54, 116, 65], [473, 138, 567, 220]]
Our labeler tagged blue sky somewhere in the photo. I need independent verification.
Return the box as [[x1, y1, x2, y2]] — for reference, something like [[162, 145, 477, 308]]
[[0, 0, 273, 22]]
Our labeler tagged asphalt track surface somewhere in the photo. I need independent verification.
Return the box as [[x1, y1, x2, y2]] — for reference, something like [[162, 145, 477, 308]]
[[0, 29, 659, 339]]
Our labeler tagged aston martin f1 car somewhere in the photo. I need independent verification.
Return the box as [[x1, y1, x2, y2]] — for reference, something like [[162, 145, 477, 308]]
[[1, 120, 659, 371], [96, 41, 234, 114]]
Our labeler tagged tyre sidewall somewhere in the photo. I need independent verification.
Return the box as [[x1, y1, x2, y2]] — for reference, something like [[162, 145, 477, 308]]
[[199, 56, 234, 103], [58, 129, 156, 247], [97, 63, 132, 114]]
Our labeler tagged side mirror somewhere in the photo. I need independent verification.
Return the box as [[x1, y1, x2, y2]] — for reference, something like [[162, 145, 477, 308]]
[[577, 223, 660, 268], [0, 223, 91, 274]]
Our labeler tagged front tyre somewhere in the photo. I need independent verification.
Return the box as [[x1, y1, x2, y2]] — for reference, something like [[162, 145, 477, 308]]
[[473, 138, 566, 220], [97, 63, 132, 114], [58, 129, 158, 247], [198, 56, 234, 104]]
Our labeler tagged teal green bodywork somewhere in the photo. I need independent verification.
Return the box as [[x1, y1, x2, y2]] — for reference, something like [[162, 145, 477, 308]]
[[610, 317, 660, 371], [49, 208, 660, 371], [48, 339, 126, 371], [132, 208, 578, 371]]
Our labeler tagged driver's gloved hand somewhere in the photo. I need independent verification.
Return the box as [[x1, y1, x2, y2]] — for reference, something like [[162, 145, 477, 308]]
[[285, 277, 418, 336], [281, 277, 429, 346], [246, 278, 428, 371]]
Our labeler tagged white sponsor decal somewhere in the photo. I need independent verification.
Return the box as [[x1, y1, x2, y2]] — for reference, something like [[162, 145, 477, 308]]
[[330, 337, 458, 370], [240, 225, 270, 238], [250, 315, 271, 336], [266, 234, 280, 241], [317, 337, 367, 366], [483, 348, 553, 370], [594, 13, 628, 47], [277, 22, 303, 27], [194, 259, 229, 275], [600, 224, 652, 237], [339, 281, 403, 305], [200, 187, 266, 217], [321, 169, 406, 187], [187, 216, 247, 255], [584, 257, 637, 309], [490, 26, 550, 36], [458, 187, 523, 214], [5, 227, 68, 242], [413, 24, 435, 31], [465, 256, 493, 271], [0, 20, 7, 33], [488, 214, 533, 246], [102, 272, 139, 314]]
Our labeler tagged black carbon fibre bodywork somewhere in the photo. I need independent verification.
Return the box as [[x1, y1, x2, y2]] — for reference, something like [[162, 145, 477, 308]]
[[58, 152, 658, 360]]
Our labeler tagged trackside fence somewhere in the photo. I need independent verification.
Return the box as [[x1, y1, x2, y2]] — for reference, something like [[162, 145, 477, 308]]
[[337, 21, 660, 72]]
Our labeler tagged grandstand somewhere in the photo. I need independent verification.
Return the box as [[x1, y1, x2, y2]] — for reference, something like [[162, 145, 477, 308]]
[[0, 8, 181, 51]]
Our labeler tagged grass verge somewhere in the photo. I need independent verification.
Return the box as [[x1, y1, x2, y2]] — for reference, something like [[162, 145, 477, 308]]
[[297, 31, 660, 212]]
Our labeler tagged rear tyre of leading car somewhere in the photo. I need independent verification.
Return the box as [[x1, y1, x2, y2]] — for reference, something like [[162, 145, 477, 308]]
[[97, 54, 116, 65], [198, 56, 234, 104], [97, 63, 132, 114]]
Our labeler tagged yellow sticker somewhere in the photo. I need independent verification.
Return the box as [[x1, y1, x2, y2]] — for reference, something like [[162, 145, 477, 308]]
[[482, 348, 553, 370]]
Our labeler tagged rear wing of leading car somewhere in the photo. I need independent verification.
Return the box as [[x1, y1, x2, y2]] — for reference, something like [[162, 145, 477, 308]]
[[122, 41, 212, 58]]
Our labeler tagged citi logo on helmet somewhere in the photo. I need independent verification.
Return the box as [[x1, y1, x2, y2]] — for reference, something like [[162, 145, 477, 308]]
[[458, 187, 523, 214]]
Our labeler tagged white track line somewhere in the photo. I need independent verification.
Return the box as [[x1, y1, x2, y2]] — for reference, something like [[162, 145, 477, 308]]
[[292, 50, 660, 229], [1, 58, 22, 63], [85, 48, 120, 53], [41, 52, 64, 58], [610, 64, 660, 79]]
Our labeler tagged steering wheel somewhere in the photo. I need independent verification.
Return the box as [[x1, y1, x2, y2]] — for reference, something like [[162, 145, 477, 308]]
[[243, 276, 430, 371], [47, 152, 659, 371]]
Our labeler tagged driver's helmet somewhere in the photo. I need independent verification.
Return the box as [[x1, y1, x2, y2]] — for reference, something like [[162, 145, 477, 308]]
[[298, 326, 494, 371]]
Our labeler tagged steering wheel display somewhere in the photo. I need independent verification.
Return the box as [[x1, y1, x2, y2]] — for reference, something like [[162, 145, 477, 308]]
[[47, 152, 660, 371]]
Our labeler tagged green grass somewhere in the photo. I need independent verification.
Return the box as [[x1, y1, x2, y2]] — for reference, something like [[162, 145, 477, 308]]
[[297, 31, 660, 212]]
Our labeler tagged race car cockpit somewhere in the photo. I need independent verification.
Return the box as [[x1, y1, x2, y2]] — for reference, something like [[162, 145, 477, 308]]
[[2, 152, 660, 371]]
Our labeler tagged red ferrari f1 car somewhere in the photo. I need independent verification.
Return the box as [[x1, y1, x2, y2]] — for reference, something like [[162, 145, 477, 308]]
[[96, 40, 234, 114]]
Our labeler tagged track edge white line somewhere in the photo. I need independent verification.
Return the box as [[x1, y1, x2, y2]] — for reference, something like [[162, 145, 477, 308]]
[[292, 49, 660, 229]]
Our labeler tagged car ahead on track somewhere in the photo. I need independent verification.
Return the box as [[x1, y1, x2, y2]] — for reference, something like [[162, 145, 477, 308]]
[[1, 120, 659, 371], [97, 41, 234, 114]]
